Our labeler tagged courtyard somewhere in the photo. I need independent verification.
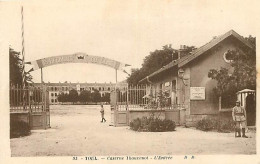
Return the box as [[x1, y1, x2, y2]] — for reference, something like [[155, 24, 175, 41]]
[[10, 105, 256, 156]]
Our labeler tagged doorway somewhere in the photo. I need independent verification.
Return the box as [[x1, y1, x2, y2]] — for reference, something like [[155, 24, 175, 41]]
[[245, 94, 256, 126]]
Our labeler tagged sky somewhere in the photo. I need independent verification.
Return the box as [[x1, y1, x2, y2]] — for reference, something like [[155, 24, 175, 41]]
[[1, 0, 259, 83]]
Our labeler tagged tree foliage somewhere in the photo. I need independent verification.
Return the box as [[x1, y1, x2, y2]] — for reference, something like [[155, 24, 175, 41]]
[[127, 45, 177, 85], [68, 89, 79, 104], [9, 47, 32, 86], [58, 89, 109, 103], [91, 89, 101, 103], [78, 90, 91, 102], [208, 35, 256, 107], [57, 92, 69, 102], [127, 45, 195, 85], [101, 92, 110, 102]]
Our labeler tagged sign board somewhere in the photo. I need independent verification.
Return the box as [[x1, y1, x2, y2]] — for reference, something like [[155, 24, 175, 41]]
[[26, 53, 130, 72], [190, 87, 205, 100]]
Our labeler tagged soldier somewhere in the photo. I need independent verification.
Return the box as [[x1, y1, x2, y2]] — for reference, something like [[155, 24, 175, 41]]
[[100, 105, 106, 123], [232, 100, 248, 138]]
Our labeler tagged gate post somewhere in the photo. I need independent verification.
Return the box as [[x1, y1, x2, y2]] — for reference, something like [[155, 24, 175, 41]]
[[44, 85, 51, 129], [179, 108, 186, 125], [110, 90, 117, 126], [43, 85, 47, 129]]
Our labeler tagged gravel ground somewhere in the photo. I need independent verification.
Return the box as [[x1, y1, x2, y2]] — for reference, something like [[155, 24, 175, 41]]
[[10, 105, 256, 156]]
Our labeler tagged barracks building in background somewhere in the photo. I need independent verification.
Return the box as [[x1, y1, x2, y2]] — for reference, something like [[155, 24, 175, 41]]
[[32, 81, 127, 105]]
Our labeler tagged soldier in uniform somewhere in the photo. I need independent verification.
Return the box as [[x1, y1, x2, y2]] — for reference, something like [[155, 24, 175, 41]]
[[232, 100, 248, 138], [100, 105, 106, 123]]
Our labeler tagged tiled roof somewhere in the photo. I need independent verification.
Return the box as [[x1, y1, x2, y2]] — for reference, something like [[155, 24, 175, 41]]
[[178, 30, 254, 67], [139, 30, 254, 83], [140, 60, 178, 83]]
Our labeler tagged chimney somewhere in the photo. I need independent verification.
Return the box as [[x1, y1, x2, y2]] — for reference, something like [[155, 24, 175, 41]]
[[178, 45, 189, 59]]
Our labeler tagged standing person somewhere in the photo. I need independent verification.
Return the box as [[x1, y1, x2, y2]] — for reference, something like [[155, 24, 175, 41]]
[[232, 100, 248, 138], [100, 105, 106, 123]]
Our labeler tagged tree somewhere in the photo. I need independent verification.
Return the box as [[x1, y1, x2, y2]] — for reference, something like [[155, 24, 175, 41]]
[[91, 89, 101, 103], [78, 90, 91, 103], [9, 47, 32, 86], [57, 92, 69, 103], [127, 68, 142, 85], [127, 45, 177, 85], [101, 92, 110, 103], [69, 89, 79, 104], [208, 36, 256, 107], [127, 45, 195, 85]]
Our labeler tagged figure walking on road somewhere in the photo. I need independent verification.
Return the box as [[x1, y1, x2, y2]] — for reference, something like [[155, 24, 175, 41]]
[[232, 100, 248, 138], [100, 105, 106, 123]]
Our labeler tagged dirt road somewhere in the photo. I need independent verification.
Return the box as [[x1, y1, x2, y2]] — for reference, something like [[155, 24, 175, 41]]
[[10, 105, 256, 156]]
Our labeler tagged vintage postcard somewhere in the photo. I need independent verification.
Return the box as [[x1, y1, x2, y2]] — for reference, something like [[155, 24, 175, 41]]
[[0, 0, 259, 163]]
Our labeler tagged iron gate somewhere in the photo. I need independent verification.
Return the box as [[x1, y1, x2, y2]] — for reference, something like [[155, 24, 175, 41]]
[[111, 85, 186, 126], [10, 84, 50, 129]]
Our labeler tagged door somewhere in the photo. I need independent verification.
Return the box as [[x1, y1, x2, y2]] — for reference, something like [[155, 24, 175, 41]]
[[245, 94, 256, 126]]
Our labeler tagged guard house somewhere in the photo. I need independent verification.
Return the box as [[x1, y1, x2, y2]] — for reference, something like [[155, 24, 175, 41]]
[[139, 30, 255, 126], [236, 89, 256, 126]]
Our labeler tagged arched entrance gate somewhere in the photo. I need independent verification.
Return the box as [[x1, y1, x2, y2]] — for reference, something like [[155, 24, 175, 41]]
[[26, 52, 130, 82], [10, 53, 130, 129], [11, 7, 130, 129]]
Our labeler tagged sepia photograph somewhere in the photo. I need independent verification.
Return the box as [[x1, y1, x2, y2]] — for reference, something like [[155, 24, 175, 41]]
[[0, 0, 259, 163]]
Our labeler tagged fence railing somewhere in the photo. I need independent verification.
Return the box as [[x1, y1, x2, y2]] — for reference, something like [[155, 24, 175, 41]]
[[116, 85, 186, 111], [10, 85, 49, 113]]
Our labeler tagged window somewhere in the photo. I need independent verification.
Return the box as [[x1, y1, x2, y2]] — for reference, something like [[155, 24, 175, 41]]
[[51, 99, 54, 103], [220, 93, 236, 109], [51, 93, 54, 96], [223, 50, 234, 63], [55, 99, 57, 102], [55, 87, 57, 91], [102, 87, 104, 91], [108, 87, 110, 91], [55, 93, 57, 96], [99, 87, 101, 91], [51, 87, 54, 91]]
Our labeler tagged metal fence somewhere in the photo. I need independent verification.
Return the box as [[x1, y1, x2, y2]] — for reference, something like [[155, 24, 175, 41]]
[[10, 85, 49, 113], [116, 85, 186, 111]]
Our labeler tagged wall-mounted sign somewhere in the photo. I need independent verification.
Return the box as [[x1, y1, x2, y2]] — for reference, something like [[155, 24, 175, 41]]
[[26, 53, 130, 72], [190, 87, 205, 100]]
